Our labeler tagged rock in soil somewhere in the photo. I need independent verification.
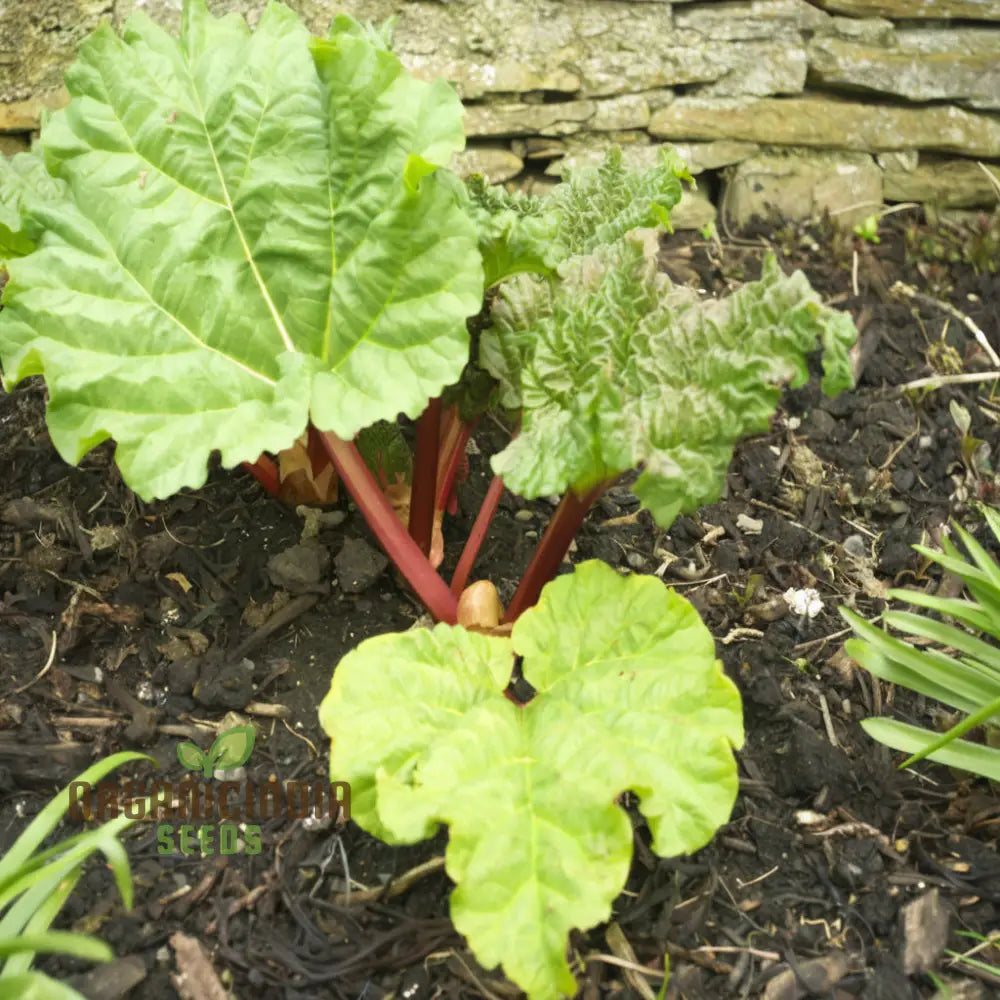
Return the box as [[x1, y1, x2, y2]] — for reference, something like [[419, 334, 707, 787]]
[[334, 536, 389, 594], [901, 889, 951, 976], [193, 655, 254, 710], [266, 540, 330, 594]]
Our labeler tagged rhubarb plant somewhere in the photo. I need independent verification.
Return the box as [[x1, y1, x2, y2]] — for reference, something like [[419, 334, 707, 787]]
[[0, 0, 856, 628], [0, 0, 481, 518], [0, 4, 861, 997], [319, 560, 744, 999]]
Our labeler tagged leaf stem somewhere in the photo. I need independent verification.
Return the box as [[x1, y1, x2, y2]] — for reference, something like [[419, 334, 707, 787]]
[[241, 455, 281, 498], [436, 411, 477, 512], [317, 431, 459, 624], [409, 397, 441, 556], [306, 424, 333, 481], [503, 481, 610, 623], [450, 474, 506, 596]]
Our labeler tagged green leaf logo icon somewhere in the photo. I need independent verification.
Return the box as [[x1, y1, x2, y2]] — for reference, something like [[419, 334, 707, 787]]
[[177, 725, 256, 778], [177, 741, 206, 773], [208, 726, 256, 773]]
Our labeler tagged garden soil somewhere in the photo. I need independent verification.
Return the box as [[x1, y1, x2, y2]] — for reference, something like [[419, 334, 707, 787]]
[[1, 210, 998, 1000]]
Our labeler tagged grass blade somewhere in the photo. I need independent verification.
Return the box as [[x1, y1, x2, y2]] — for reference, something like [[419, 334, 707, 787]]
[[898, 694, 1000, 770], [842, 611, 997, 712], [861, 718, 1000, 781], [0, 932, 112, 963], [0, 753, 150, 891], [886, 590, 995, 636], [883, 611, 1000, 681], [0, 972, 92, 1000]]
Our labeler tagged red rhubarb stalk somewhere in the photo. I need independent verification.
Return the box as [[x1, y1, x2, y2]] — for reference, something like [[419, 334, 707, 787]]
[[436, 410, 477, 512], [306, 424, 333, 481], [450, 474, 506, 596], [503, 481, 610, 623], [318, 430, 459, 624], [241, 455, 281, 498], [409, 398, 441, 556]]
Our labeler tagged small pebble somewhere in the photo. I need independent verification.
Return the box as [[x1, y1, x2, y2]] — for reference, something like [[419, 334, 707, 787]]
[[303, 814, 334, 833], [843, 534, 867, 559], [334, 537, 388, 593], [626, 552, 646, 570], [166, 657, 198, 695], [736, 513, 764, 535], [514, 509, 534, 522], [214, 766, 246, 782]]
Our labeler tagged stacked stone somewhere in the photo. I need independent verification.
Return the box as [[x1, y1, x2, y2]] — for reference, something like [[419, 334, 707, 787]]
[[2, 0, 999, 227]]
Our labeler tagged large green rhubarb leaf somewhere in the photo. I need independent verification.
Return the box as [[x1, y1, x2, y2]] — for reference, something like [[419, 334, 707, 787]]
[[319, 560, 743, 1000], [0, 1, 482, 500], [0, 151, 66, 263], [481, 221, 856, 528]]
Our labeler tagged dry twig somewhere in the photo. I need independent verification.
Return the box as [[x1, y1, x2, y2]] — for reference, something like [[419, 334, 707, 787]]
[[170, 932, 229, 1000], [10, 632, 58, 696], [891, 281, 1000, 367], [332, 855, 446, 905]]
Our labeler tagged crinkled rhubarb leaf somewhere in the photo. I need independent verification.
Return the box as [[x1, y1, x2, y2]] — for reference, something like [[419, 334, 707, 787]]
[[319, 560, 743, 1000], [467, 146, 689, 290], [551, 145, 690, 254], [0, 0, 482, 500], [482, 224, 855, 528], [465, 176, 563, 288]]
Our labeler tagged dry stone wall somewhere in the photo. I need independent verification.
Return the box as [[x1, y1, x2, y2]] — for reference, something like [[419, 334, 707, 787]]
[[1, 0, 999, 229]]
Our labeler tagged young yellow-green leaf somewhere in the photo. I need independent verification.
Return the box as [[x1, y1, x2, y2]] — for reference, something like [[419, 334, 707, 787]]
[[0, 0, 482, 501], [481, 227, 856, 528], [467, 145, 688, 305], [319, 560, 743, 1000], [207, 725, 256, 773]]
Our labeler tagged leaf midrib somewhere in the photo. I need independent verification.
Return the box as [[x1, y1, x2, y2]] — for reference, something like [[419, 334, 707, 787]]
[[75, 50, 285, 386], [188, 79, 297, 357]]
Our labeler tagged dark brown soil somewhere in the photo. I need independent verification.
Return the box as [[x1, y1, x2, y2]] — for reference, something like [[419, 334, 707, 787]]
[[1, 209, 998, 1000]]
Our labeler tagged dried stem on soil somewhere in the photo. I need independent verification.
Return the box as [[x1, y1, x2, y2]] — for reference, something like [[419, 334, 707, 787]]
[[899, 371, 1000, 392], [332, 856, 446, 905], [891, 280, 1000, 367], [9, 631, 57, 695]]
